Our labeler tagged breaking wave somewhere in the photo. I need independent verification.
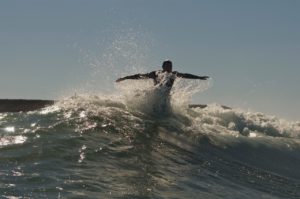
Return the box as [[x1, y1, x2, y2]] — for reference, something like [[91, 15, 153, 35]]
[[0, 79, 300, 198]]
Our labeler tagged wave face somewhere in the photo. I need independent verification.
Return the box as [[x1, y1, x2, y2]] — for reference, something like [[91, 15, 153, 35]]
[[1, 85, 300, 198]]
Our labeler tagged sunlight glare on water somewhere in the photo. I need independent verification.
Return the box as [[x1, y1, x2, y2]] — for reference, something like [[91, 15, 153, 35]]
[[0, 135, 27, 147], [4, 126, 15, 133]]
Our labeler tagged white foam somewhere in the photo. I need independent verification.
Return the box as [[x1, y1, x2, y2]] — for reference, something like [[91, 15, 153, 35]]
[[0, 135, 27, 147], [4, 126, 15, 133], [188, 104, 300, 139], [114, 76, 211, 115], [46, 80, 300, 141]]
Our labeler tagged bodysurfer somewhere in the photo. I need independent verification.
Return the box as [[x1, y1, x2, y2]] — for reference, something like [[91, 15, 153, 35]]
[[116, 60, 209, 95]]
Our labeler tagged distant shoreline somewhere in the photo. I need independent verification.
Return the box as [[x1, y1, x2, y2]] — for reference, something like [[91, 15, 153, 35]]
[[0, 99, 55, 113]]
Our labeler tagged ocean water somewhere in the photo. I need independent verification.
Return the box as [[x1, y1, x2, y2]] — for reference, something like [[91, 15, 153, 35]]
[[0, 81, 300, 199]]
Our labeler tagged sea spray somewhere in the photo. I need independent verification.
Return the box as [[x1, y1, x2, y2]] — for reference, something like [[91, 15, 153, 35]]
[[113, 75, 212, 116], [71, 29, 154, 95], [171, 77, 212, 113]]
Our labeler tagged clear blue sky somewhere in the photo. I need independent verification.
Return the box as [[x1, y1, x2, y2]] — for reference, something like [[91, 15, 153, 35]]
[[0, 0, 299, 120]]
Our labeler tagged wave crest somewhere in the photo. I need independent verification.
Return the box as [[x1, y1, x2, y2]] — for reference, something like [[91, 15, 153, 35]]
[[188, 104, 300, 139]]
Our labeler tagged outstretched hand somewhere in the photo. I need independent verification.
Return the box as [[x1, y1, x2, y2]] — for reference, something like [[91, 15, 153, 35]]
[[115, 78, 124, 83], [200, 76, 209, 80]]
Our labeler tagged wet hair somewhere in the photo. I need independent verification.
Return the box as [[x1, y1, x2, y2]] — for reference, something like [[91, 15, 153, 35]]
[[162, 60, 172, 68]]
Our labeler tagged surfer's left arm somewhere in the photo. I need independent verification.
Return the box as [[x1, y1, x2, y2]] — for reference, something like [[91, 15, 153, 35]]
[[116, 74, 140, 82], [176, 72, 209, 80]]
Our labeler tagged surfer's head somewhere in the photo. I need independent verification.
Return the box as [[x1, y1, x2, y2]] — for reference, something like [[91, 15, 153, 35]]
[[162, 60, 172, 72]]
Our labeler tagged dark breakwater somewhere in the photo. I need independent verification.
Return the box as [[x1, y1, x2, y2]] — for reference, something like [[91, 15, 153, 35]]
[[0, 99, 55, 113]]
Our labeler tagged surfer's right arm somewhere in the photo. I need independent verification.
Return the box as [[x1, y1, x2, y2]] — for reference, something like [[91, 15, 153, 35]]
[[175, 72, 209, 80], [116, 71, 156, 82]]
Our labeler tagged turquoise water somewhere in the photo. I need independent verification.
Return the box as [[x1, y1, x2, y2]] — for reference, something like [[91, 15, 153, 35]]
[[1, 91, 300, 198]]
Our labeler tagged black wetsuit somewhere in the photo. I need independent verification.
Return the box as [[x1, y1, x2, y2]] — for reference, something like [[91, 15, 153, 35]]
[[120, 70, 203, 91], [117, 70, 208, 113]]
